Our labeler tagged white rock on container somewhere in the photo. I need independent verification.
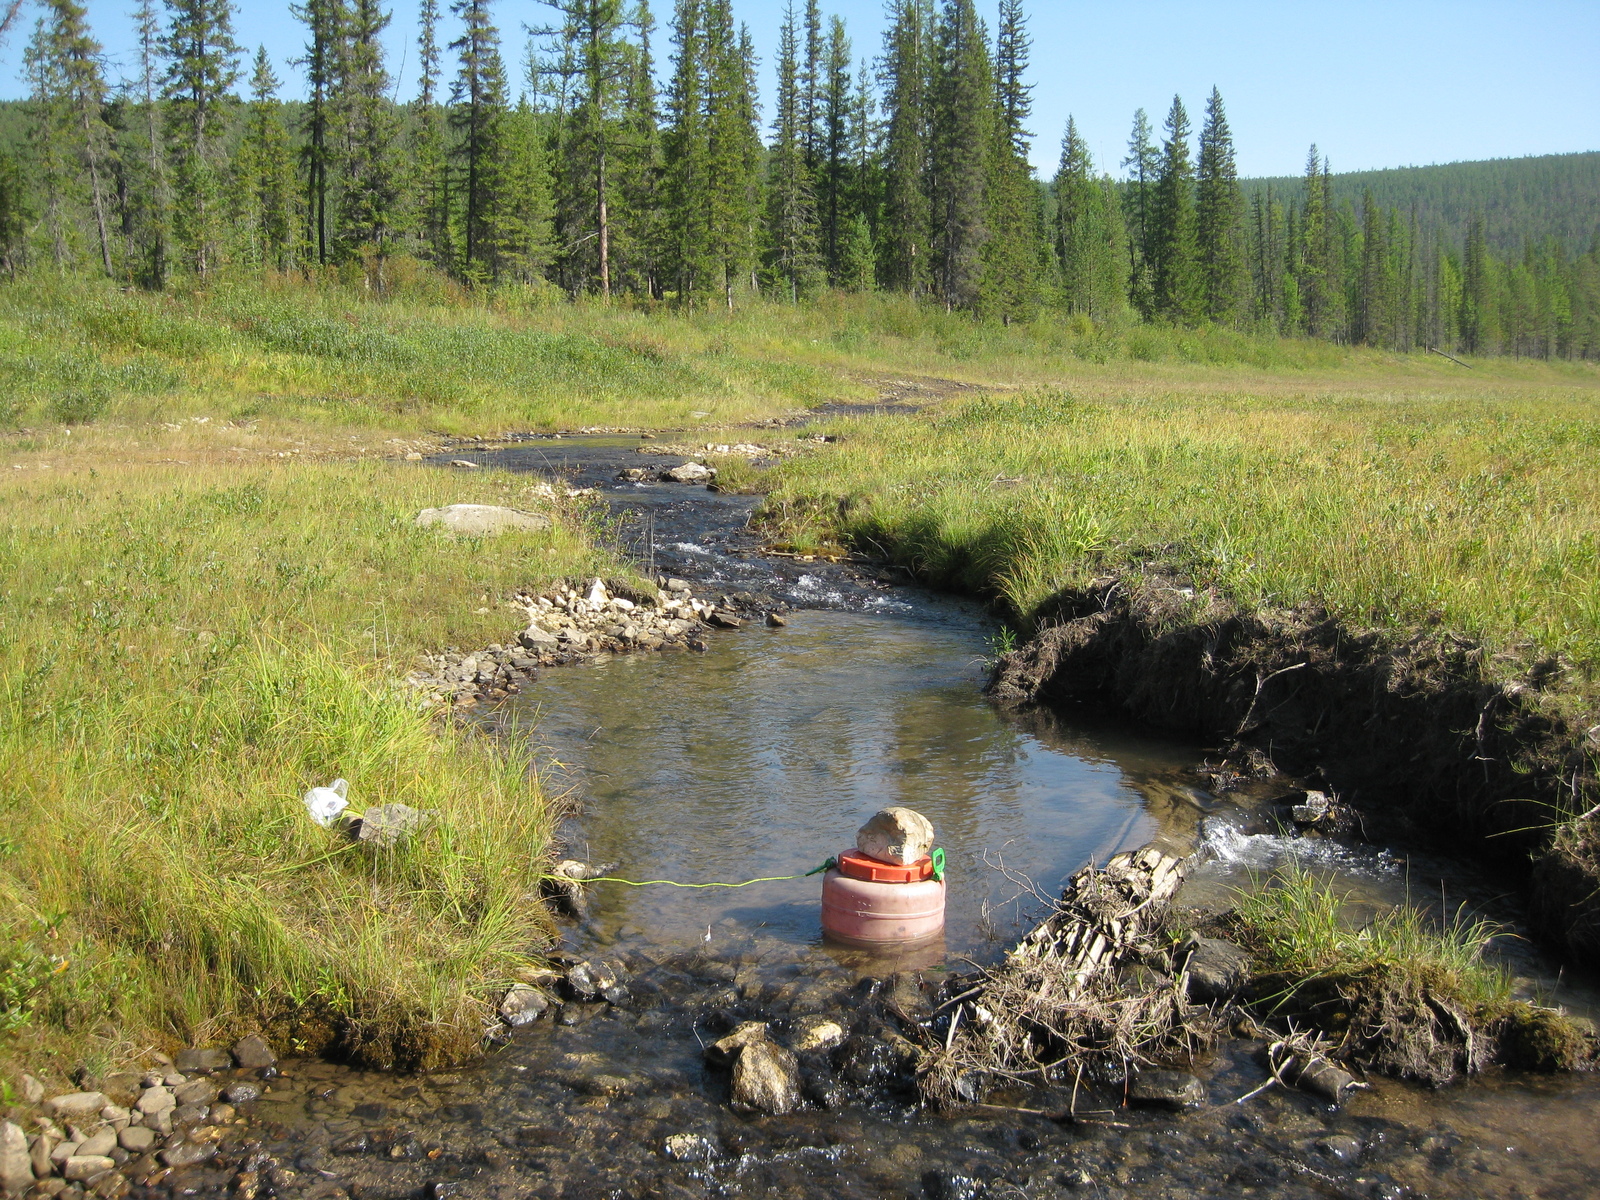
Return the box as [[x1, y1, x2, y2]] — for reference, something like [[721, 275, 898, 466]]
[[415, 504, 552, 537], [855, 806, 936, 866]]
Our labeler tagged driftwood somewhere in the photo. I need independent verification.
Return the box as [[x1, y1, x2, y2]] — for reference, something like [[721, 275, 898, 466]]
[[919, 844, 1197, 1108]]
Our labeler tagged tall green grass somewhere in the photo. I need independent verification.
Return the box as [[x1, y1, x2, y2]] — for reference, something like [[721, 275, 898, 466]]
[[0, 456, 612, 1069], [760, 379, 1600, 671]]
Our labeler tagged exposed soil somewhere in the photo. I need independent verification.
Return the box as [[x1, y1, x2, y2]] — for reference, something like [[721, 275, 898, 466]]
[[987, 569, 1600, 961]]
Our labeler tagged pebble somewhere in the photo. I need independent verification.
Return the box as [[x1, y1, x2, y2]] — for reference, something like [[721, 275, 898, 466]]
[[62, 1156, 115, 1182], [118, 1128, 157, 1154]]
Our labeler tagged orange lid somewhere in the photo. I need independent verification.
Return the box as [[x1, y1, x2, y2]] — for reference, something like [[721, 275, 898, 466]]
[[836, 849, 936, 883]]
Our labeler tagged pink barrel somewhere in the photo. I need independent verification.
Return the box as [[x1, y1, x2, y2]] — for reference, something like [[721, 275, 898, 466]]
[[821, 868, 946, 946]]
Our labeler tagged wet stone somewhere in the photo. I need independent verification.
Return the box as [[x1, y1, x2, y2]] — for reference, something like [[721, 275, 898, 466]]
[[499, 984, 552, 1027], [173, 1049, 230, 1076], [231, 1035, 277, 1071], [922, 1170, 984, 1200], [729, 1038, 802, 1116], [172, 1081, 218, 1108], [1317, 1135, 1363, 1164], [221, 1081, 261, 1104], [1127, 1070, 1205, 1110], [1183, 937, 1252, 1003], [662, 1133, 717, 1163]]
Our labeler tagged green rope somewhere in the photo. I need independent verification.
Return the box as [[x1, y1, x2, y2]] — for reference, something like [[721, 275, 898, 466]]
[[577, 857, 837, 890], [572, 850, 952, 890]]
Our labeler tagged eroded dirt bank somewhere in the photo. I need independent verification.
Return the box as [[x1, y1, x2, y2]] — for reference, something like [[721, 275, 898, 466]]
[[987, 569, 1600, 959]]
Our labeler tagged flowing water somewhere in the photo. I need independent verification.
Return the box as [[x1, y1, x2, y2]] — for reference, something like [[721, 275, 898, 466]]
[[187, 437, 1600, 1200]]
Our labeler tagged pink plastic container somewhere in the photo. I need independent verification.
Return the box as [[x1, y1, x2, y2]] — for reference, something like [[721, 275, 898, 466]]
[[821, 854, 946, 946]]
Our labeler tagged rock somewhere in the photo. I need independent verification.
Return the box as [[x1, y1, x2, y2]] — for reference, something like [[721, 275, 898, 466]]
[[1127, 1070, 1205, 1111], [207, 1103, 236, 1125], [117, 1129, 156, 1155], [30, 1130, 55, 1178], [1290, 1057, 1362, 1105], [416, 504, 551, 538], [706, 610, 743, 629], [158, 1142, 216, 1169], [922, 1170, 984, 1200], [705, 1021, 771, 1067], [74, 1132, 116, 1160], [170, 1104, 209, 1128], [231, 1035, 276, 1071], [0, 1121, 30, 1196], [96, 1076, 140, 1108], [92, 1172, 128, 1199], [62, 1157, 115, 1183], [517, 624, 559, 649], [664, 462, 715, 483], [42, 1095, 109, 1123], [765, 612, 787, 628], [1183, 937, 1252, 1003], [98, 1106, 129, 1131], [356, 803, 434, 846], [729, 1039, 802, 1116], [786, 1015, 847, 1054], [855, 807, 936, 867], [171, 1081, 217, 1108], [172, 1048, 230, 1076], [134, 1089, 173, 1116], [1292, 791, 1331, 825], [564, 960, 619, 1002], [448, 460, 479, 469], [17, 1076, 44, 1106], [32, 1181, 67, 1199], [404, 452, 423, 461], [498, 985, 551, 1027], [662, 1133, 717, 1163], [664, 578, 691, 593], [1317, 1135, 1363, 1164], [220, 1081, 261, 1104]]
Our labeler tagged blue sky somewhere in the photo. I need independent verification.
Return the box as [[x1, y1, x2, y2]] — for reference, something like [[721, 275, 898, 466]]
[[6, 0, 1597, 178]]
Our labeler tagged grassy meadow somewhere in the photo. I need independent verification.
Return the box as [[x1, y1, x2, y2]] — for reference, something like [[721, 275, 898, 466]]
[[756, 362, 1600, 674], [2, 274, 1598, 1079], [0, 448, 619, 1074]]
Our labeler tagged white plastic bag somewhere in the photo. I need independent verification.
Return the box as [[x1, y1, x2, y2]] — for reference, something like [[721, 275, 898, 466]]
[[303, 778, 350, 827]]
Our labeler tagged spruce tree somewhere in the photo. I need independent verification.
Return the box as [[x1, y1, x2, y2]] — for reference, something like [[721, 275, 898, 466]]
[[980, 0, 1037, 320], [1148, 94, 1199, 323], [334, 0, 402, 272], [449, 0, 509, 280], [126, 0, 171, 287], [661, 0, 712, 300], [799, 0, 822, 168], [290, 0, 342, 266], [818, 16, 850, 279], [1054, 117, 1125, 319], [161, 0, 241, 279], [765, 2, 820, 299], [45, 0, 117, 276], [496, 97, 556, 283], [701, 6, 762, 306], [613, 0, 662, 298], [1298, 144, 1331, 336], [538, 0, 639, 297], [1195, 86, 1246, 324], [23, 15, 74, 270], [232, 47, 296, 270], [411, 0, 450, 267], [1120, 108, 1157, 315], [880, 0, 930, 294], [928, 0, 993, 311]]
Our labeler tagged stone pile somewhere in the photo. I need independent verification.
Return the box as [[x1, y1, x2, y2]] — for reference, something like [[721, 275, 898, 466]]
[[407, 578, 778, 707], [2, 1036, 277, 1199]]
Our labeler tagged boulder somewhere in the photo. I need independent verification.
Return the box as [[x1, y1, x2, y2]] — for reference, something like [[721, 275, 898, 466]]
[[1183, 937, 1252, 1003], [0, 1120, 30, 1196], [220, 1081, 261, 1105], [729, 1038, 802, 1116], [75, 1130, 117, 1159], [498, 985, 551, 1027], [356, 803, 434, 847], [415, 504, 551, 537], [43, 1094, 109, 1121], [662, 1133, 717, 1163], [172, 1080, 218, 1108], [231, 1034, 276, 1071], [1127, 1070, 1205, 1110], [855, 807, 936, 867], [62, 1156, 115, 1182], [785, 1015, 847, 1054], [518, 623, 559, 649], [118, 1128, 157, 1154], [664, 462, 715, 484], [705, 1021, 770, 1067], [135, 1087, 174, 1116]]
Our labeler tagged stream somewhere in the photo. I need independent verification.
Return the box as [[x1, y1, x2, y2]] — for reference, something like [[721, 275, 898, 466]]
[[205, 435, 1600, 1200]]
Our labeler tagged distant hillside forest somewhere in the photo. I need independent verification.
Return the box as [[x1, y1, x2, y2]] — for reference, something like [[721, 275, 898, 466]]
[[3, 0, 1597, 361], [1243, 152, 1600, 258]]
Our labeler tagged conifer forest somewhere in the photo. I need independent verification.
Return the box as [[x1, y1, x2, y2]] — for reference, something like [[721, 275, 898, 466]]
[[3, 0, 1598, 360]]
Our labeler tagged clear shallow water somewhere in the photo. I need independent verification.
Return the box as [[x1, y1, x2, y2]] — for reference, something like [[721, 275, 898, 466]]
[[514, 607, 1201, 958]]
